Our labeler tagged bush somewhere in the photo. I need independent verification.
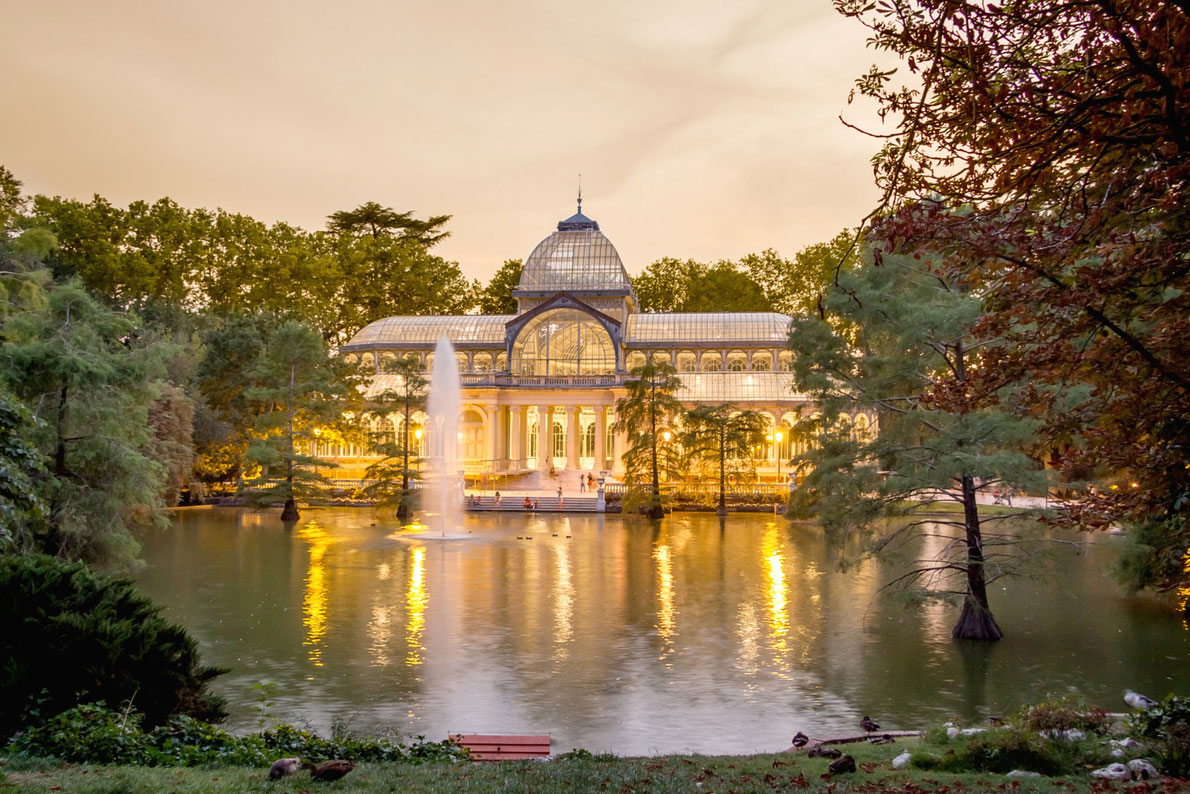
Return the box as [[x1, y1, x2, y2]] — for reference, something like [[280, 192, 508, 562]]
[[0, 553, 227, 740], [1132, 694, 1190, 776], [1013, 694, 1111, 735], [937, 730, 1069, 775], [6, 705, 468, 766]]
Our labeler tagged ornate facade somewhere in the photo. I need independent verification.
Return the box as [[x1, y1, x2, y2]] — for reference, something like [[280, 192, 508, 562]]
[[328, 205, 837, 481]]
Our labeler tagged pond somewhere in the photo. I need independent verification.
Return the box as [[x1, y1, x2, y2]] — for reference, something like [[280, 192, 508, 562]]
[[137, 507, 1190, 756]]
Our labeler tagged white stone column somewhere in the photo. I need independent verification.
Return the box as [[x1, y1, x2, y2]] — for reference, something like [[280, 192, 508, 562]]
[[508, 405, 522, 469], [537, 404, 551, 471], [612, 415, 628, 477], [485, 405, 498, 472], [594, 406, 607, 473], [565, 405, 579, 470]]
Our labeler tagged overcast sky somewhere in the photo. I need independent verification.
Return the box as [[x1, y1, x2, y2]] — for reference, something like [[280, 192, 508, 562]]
[[2, 0, 885, 282]]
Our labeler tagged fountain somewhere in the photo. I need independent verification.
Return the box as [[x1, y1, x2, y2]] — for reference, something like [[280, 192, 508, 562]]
[[422, 337, 463, 538]]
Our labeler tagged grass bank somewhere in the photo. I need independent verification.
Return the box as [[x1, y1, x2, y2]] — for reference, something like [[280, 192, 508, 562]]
[[2, 742, 1108, 794]]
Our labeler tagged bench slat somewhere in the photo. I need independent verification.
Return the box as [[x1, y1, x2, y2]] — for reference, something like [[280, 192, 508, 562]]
[[451, 734, 550, 744], [450, 733, 550, 762]]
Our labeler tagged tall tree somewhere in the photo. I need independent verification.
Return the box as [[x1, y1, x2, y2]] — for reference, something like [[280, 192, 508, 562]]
[[741, 235, 858, 317], [836, 0, 1190, 599], [632, 258, 700, 312], [682, 263, 772, 312], [614, 362, 684, 518], [0, 389, 45, 549], [363, 355, 428, 519], [240, 321, 350, 521], [681, 404, 767, 515], [3, 281, 171, 567], [787, 248, 1045, 641], [478, 258, 522, 315], [327, 201, 452, 247]]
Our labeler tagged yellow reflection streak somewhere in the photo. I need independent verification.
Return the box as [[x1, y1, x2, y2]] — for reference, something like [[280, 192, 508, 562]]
[[553, 542, 574, 658], [298, 521, 332, 669], [654, 543, 676, 656], [406, 546, 427, 666], [762, 527, 791, 674]]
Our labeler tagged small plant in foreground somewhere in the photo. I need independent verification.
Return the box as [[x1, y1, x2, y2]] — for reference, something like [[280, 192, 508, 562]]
[[1013, 693, 1111, 735], [1131, 694, 1190, 776]]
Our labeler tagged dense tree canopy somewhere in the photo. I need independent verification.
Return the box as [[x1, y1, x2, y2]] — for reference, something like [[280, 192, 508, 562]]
[[615, 362, 684, 518], [838, 0, 1190, 597], [478, 258, 522, 315]]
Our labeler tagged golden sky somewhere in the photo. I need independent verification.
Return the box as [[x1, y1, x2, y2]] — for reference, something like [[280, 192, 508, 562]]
[[2, 0, 884, 282]]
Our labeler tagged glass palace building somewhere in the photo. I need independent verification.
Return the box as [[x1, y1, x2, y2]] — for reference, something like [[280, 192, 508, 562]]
[[334, 205, 829, 481]]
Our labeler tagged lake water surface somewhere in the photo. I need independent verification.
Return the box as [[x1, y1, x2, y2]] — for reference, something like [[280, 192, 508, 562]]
[[137, 507, 1190, 755]]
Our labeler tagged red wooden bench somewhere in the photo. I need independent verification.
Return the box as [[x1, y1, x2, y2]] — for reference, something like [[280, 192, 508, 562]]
[[449, 733, 551, 761]]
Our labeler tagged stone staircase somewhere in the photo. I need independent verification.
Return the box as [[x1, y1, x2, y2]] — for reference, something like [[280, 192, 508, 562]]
[[465, 495, 598, 513]]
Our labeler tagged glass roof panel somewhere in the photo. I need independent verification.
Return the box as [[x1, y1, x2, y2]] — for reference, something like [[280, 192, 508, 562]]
[[344, 315, 513, 348], [624, 313, 792, 345], [675, 372, 806, 403], [518, 229, 633, 292]]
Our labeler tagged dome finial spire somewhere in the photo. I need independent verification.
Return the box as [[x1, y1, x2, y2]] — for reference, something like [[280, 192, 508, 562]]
[[577, 173, 582, 214]]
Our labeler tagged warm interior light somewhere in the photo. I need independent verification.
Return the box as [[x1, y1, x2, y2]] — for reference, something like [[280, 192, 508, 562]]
[[775, 431, 784, 443], [414, 429, 423, 440], [313, 427, 321, 436], [1131, 482, 1139, 488], [662, 431, 672, 442]]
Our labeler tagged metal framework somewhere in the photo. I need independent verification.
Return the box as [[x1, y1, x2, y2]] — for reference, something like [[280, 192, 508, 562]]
[[624, 313, 791, 346], [517, 227, 632, 293]]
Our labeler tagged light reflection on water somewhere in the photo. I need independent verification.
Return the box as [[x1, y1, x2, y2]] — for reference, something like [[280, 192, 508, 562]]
[[140, 507, 1190, 755]]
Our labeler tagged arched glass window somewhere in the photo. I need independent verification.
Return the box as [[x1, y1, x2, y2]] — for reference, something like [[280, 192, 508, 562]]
[[700, 351, 722, 371], [854, 413, 873, 442], [528, 410, 539, 460], [495, 352, 507, 371], [751, 351, 772, 371], [582, 421, 596, 458], [552, 419, 565, 457], [512, 309, 617, 376], [472, 352, 492, 372], [455, 352, 470, 372], [359, 352, 376, 370], [676, 351, 697, 372], [727, 350, 747, 371], [777, 351, 794, 371], [379, 351, 401, 371], [651, 351, 671, 366], [625, 351, 646, 371], [423, 353, 434, 372]]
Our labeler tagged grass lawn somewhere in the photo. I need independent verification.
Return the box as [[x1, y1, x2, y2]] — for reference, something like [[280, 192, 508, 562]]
[[2, 740, 1112, 793]]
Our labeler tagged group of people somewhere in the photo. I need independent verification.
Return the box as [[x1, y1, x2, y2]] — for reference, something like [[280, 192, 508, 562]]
[[464, 471, 601, 511]]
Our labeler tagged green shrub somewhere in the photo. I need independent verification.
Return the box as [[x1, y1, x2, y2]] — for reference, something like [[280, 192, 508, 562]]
[[0, 553, 227, 740], [938, 729, 1068, 775], [1131, 694, 1190, 776], [7, 705, 468, 767], [1013, 694, 1111, 734]]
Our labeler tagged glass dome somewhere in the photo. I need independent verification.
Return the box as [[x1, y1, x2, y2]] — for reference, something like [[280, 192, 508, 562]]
[[511, 308, 617, 375], [516, 211, 633, 294]]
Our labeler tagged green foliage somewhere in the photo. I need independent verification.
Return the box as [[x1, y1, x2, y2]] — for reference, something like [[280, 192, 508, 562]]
[[1114, 513, 1190, 603], [1131, 694, 1190, 776], [478, 258, 522, 314], [787, 246, 1046, 639], [363, 355, 427, 517], [2, 281, 174, 566], [0, 554, 226, 740], [681, 404, 767, 512], [614, 363, 683, 516], [632, 258, 770, 313], [327, 201, 452, 247], [5, 704, 468, 767], [741, 234, 859, 317], [240, 321, 354, 516], [1012, 694, 1111, 735], [934, 730, 1068, 776], [0, 389, 46, 547]]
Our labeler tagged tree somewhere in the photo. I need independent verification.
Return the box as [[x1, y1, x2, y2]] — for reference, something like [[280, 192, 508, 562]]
[[478, 258, 522, 315], [632, 258, 700, 312], [0, 553, 226, 737], [614, 362, 684, 518], [741, 235, 858, 317], [0, 389, 45, 548], [4, 281, 171, 567], [682, 263, 772, 312], [681, 404, 767, 515], [327, 201, 452, 247], [363, 355, 428, 519], [836, 0, 1190, 598], [240, 321, 350, 521], [787, 248, 1046, 641]]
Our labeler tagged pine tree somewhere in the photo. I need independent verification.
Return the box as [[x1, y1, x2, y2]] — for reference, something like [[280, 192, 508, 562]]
[[682, 404, 767, 516], [614, 362, 683, 519], [788, 247, 1046, 641]]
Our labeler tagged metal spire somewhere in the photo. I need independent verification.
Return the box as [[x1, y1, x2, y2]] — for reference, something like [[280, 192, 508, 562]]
[[577, 173, 582, 214]]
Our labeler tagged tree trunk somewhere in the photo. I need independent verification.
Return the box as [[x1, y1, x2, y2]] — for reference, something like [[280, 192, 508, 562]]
[[647, 378, 662, 518], [44, 383, 70, 554], [283, 363, 297, 521], [399, 397, 411, 520], [952, 473, 1003, 641], [716, 425, 727, 516]]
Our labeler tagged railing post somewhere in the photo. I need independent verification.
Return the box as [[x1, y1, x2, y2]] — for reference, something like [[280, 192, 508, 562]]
[[596, 476, 606, 513]]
